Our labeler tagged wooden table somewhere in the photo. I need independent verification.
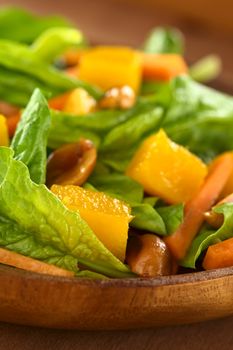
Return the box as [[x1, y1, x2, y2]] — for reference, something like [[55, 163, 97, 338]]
[[1, 317, 233, 350], [0, 0, 233, 348]]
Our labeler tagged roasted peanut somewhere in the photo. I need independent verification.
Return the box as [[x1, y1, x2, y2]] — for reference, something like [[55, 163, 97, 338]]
[[46, 139, 96, 187], [204, 211, 224, 229], [126, 234, 174, 277], [99, 85, 136, 110]]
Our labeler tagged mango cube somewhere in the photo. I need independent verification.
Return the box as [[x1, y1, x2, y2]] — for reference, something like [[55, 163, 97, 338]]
[[126, 130, 207, 204], [79, 46, 142, 92], [51, 185, 132, 261], [0, 114, 9, 146], [63, 88, 96, 115]]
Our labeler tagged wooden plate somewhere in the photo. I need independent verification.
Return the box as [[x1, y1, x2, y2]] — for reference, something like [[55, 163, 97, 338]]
[[1, 265, 233, 330], [0, 0, 233, 331]]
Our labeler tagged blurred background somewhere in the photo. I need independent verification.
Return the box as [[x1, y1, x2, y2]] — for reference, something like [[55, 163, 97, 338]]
[[0, 0, 232, 92]]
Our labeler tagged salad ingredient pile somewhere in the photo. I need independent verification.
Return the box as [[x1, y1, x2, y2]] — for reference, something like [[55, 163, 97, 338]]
[[0, 7, 233, 279]]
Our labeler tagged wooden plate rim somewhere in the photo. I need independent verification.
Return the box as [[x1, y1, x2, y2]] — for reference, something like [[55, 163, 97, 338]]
[[1, 264, 233, 288]]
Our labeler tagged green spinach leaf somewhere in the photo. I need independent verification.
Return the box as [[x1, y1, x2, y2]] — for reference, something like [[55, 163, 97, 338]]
[[11, 89, 50, 184], [101, 107, 163, 152], [131, 203, 166, 235], [0, 147, 132, 278], [31, 27, 86, 62], [157, 203, 184, 235], [0, 215, 78, 272], [182, 203, 233, 268], [0, 39, 102, 104], [0, 7, 71, 44], [162, 76, 233, 161], [189, 54, 222, 83], [89, 174, 144, 204], [143, 27, 184, 54]]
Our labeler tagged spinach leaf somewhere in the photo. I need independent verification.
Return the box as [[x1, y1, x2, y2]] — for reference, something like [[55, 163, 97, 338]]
[[101, 107, 163, 151], [0, 85, 35, 107], [0, 66, 58, 97], [76, 270, 108, 279], [48, 127, 100, 149], [0, 7, 71, 44], [0, 66, 61, 107], [89, 174, 144, 204], [98, 147, 137, 173], [189, 54, 222, 83], [0, 214, 108, 277], [0, 215, 78, 272], [11, 89, 50, 184], [83, 183, 98, 191], [0, 147, 132, 278], [182, 203, 233, 268], [31, 27, 86, 62], [49, 98, 164, 151], [99, 107, 163, 172], [50, 109, 126, 136], [140, 81, 167, 96], [143, 27, 184, 54], [50, 94, 164, 143], [143, 197, 159, 206], [0, 39, 102, 104], [162, 76, 233, 161], [131, 203, 166, 235], [157, 203, 184, 235]]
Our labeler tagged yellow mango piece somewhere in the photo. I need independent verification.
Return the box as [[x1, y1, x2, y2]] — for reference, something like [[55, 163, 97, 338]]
[[63, 88, 96, 115], [51, 185, 132, 261], [126, 129, 207, 204], [79, 46, 142, 92], [0, 114, 9, 146]]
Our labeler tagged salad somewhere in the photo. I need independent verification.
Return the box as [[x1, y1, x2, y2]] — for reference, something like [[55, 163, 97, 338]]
[[0, 7, 233, 279]]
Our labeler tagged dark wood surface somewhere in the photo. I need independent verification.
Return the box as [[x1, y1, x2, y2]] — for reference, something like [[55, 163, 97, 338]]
[[1, 317, 233, 350], [0, 0, 233, 348]]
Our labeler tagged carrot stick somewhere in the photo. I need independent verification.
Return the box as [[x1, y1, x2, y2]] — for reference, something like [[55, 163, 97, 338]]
[[65, 66, 79, 78], [203, 237, 233, 270], [0, 247, 74, 277], [6, 113, 21, 137], [63, 49, 86, 66], [0, 102, 19, 117], [218, 193, 233, 204], [48, 92, 70, 110], [142, 53, 188, 81], [165, 153, 233, 261], [6, 93, 71, 137]]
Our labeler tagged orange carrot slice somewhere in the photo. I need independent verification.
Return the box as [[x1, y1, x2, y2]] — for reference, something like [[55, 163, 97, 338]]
[[203, 237, 233, 270], [142, 53, 188, 81], [165, 153, 233, 261], [65, 66, 79, 78], [48, 92, 70, 110], [216, 193, 233, 205], [6, 92, 72, 138], [63, 49, 86, 66], [0, 248, 74, 277]]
